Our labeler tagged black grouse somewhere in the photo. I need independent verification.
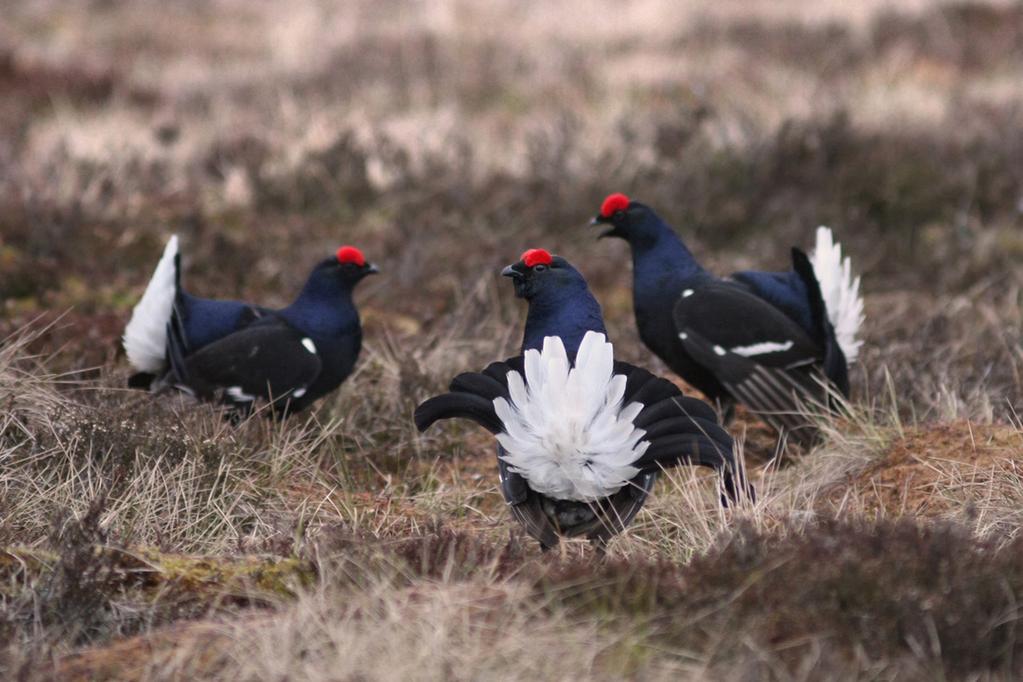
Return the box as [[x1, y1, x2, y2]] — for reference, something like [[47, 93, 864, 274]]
[[414, 248, 748, 551], [591, 193, 864, 442], [123, 237, 377, 416]]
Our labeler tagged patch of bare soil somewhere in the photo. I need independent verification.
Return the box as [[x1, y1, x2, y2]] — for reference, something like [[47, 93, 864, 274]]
[[828, 421, 1023, 517], [49, 619, 242, 681]]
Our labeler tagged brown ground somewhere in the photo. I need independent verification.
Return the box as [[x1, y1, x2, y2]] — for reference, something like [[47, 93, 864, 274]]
[[2, 0, 1023, 679], [836, 421, 1023, 518]]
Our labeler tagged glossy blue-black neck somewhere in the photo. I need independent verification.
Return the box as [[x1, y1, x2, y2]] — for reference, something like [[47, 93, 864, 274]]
[[281, 260, 360, 337], [625, 204, 711, 300], [521, 268, 607, 355]]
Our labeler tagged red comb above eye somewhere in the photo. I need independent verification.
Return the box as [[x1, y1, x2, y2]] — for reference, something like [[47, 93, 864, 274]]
[[521, 248, 553, 267], [600, 192, 630, 218], [336, 245, 366, 266]]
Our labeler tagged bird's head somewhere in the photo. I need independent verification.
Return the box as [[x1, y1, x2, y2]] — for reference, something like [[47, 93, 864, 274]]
[[310, 246, 379, 288], [501, 248, 586, 301], [590, 192, 663, 247]]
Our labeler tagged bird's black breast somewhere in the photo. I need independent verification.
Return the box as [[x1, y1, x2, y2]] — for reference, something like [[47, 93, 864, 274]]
[[634, 291, 729, 401], [288, 328, 362, 411]]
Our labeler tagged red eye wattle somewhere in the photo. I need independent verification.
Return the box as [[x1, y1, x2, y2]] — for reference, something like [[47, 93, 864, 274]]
[[600, 193, 630, 218], [521, 248, 553, 267], [336, 245, 366, 266]]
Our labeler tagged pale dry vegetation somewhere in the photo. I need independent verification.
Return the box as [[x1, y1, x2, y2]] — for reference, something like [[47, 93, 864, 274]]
[[1, 0, 1023, 679]]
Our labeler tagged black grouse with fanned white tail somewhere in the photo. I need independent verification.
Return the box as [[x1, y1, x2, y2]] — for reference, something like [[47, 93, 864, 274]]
[[122, 238, 377, 416], [592, 193, 864, 443], [414, 248, 749, 551]]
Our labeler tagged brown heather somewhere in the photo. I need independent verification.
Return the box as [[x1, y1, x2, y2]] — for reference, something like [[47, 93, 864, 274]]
[[1, 1, 1022, 679]]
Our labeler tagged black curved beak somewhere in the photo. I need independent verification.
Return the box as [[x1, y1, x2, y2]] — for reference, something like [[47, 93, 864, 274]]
[[590, 214, 616, 239], [501, 263, 524, 279], [501, 262, 529, 298]]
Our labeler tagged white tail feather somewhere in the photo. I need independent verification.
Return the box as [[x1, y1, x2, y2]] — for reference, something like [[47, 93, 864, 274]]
[[810, 226, 864, 363], [123, 235, 179, 373], [493, 331, 648, 502]]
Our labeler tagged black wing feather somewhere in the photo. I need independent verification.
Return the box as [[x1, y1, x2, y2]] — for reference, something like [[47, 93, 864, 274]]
[[674, 282, 821, 369], [679, 326, 826, 443], [674, 283, 835, 438], [482, 358, 523, 385], [635, 433, 750, 506], [179, 319, 321, 406], [613, 360, 720, 423], [413, 393, 503, 434], [617, 363, 656, 403], [635, 434, 729, 469], [628, 375, 687, 410], [632, 395, 719, 429], [449, 372, 507, 401], [642, 416, 732, 448]]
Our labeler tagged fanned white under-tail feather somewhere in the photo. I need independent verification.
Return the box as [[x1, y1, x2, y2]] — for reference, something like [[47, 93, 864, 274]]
[[123, 235, 179, 373], [493, 331, 648, 502], [811, 226, 864, 363]]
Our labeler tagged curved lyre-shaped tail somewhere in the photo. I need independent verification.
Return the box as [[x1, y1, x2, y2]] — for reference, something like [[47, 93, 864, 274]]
[[811, 227, 864, 363], [123, 235, 180, 373], [414, 332, 752, 505]]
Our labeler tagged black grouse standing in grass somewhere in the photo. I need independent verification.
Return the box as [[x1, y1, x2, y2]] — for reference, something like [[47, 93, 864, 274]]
[[591, 193, 864, 442], [414, 248, 748, 551], [123, 237, 377, 416]]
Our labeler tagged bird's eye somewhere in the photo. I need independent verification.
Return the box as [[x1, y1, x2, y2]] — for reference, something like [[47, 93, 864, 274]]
[[613, 210, 625, 220], [533, 264, 547, 272]]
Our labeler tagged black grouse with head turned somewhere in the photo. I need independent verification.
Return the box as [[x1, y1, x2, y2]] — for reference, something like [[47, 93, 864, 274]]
[[592, 193, 864, 442], [123, 238, 377, 416], [414, 248, 749, 552]]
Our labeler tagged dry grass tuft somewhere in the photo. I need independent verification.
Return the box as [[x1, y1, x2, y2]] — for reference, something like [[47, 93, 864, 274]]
[[2, 0, 1023, 678], [826, 421, 1023, 531]]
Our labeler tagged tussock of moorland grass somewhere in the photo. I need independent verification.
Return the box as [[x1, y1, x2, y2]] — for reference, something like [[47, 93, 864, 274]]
[[0, 382, 347, 553], [40, 520, 1023, 680], [0, 323, 68, 440], [72, 582, 664, 681], [0, 507, 313, 658], [825, 421, 1023, 533]]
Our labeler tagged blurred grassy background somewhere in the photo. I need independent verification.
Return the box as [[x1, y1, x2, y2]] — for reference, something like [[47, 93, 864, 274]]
[[2, 1, 1023, 679], [2, 0, 1021, 415]]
